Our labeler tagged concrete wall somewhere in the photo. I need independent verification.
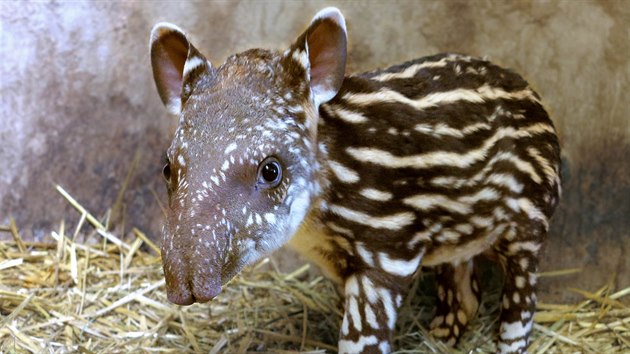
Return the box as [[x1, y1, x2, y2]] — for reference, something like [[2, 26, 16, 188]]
[[1, 0, 628, 302]]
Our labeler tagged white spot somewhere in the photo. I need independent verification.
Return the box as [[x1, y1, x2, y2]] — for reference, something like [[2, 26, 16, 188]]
[[356, 242, 375, 266], [338, 336, 378, 354], [515, 276, 526, 289], [519, 257, 529, 270], [470, 215, 494, 228], [224, 142, 237, 155], [506, 197, 548, 228], [527, 146, 558, 185], [285, 189, 311, 238], [408, 229, 433, 248], [378, 252, 422, 277], [328, 160, 360, 183], [508, 240, 541, 254], [341, 312, 349, 335], [500, 319, 532, 341], [364, 304, 379, 329], [529, 273, 537, 286], [245, 214, 253, 227], [436, 229, 461, 243], [487, 173, 524, 193], [348, 296, 362, 331], [177, 154, 186, 166], [326, 222, 354, 237], [359, 188, 393, 201], [166, 98, 181, 115], [403, 194, 471, 214], [291, 49, 310, 72], [454, 223, 474, 235], [330, 106, 369, 123], [264, 213, 276, 225], [377, 287, 397, 330], [362, 276, 378, 304], [345, 275, 359, 296]]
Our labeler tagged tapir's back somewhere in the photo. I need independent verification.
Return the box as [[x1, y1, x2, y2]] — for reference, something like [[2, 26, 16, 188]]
[[316, 53, 560, 268]]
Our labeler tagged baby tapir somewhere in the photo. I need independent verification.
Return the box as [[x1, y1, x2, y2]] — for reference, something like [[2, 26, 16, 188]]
[[149, 7, 560, 354]]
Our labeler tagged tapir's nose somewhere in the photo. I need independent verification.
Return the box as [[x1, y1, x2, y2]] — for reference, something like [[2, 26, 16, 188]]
[[163, 255, 223, 305], [189, 275, 222, 303], [161, 230, 224, 305], [165, 278, 194, 305]]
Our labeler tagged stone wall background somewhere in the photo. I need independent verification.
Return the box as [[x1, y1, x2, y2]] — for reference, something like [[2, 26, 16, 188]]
[[1, 0, 628, 302]]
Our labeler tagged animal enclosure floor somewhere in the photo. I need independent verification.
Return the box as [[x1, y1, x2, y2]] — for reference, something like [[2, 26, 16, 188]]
[[0, 187, 628, 353]]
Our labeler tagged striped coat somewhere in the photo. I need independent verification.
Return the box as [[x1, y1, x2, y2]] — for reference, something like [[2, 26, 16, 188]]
[[150, 7, 560, 354]]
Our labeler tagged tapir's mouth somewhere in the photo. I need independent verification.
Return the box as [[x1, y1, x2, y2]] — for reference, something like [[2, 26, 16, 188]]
[[163, 250, 246, 306], [165, 273, 223, 305], [162, 247, 224, 305], [162, 227, 255, 306]]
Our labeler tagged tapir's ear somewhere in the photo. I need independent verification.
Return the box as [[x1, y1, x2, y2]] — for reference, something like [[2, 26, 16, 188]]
[[286, 7, 347, 107], [150, 23, 212, 115]]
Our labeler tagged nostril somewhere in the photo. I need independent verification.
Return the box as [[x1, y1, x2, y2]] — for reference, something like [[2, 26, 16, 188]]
[[166, 288, 194, 305], [163, 261, 195, 306], [191, 275, 222, 303]]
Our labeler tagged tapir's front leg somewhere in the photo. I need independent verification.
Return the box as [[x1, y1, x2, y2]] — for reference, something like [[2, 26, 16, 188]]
[[338, 271, 409, 354]]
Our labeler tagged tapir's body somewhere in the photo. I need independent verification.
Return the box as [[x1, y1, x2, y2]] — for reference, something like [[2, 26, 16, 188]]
[[150, 8, 560, 354]]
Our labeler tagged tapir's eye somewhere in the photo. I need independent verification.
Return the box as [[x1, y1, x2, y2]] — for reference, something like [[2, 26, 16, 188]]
[[162, 163, 171, 184], [257, 157, 283, 189]]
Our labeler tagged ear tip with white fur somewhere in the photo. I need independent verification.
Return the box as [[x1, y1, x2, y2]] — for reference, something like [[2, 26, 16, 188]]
[[312, 7, 347, 33], [150, 22, 186, 46]]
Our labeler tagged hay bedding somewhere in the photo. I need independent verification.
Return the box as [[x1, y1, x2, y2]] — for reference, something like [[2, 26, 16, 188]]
[[0, 186, 628, 353]]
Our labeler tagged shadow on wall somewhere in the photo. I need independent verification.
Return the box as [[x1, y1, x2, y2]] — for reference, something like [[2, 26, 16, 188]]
[[0, 0, 628, 303]]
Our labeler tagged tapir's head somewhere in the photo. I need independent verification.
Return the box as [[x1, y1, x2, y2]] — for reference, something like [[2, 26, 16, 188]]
[[149, 8, 347, 305]]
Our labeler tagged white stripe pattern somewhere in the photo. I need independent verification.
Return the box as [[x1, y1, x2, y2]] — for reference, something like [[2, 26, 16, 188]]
[[403, 187, 499, 215], [345, 124, 554, 178], [371, 55, 462, 81], [328, 106, 369, 123], [343, 84, 540, 111], [329, 204, 414, 230], [378, 252, 422, 277], [415, 122, 492, 138], [360, 188, 393, 201], [183, 56, 205, 77], [328, 160, 360, 183]]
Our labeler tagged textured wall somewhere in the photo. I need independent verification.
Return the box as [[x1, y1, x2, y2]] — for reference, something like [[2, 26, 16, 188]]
[[1, 0, 628, 302]]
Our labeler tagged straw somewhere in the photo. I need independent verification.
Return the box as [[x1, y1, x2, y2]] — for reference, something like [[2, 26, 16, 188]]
[[0, 187, 627, 353]]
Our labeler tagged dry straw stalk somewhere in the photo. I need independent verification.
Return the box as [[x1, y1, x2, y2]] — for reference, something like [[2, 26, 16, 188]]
[[0, 186, 628, 353]]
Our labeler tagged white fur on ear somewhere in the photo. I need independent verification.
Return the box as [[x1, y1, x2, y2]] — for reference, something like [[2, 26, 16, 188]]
[[306, 7, 348, 107], [165, 96, 182, 116], [150, 22, 212, 116], [312, 7, 347, 34], [150, 22, 186, 47], [182, 56, 205, 80]]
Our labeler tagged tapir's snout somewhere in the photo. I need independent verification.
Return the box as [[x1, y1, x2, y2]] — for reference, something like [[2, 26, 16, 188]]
[[161, 228, 225, 305], [164, 266, 222, 305]]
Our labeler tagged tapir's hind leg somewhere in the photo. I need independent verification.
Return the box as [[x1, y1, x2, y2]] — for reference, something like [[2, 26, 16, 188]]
[[430, 259, 481, 346], [493, 226, 544, 354]]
